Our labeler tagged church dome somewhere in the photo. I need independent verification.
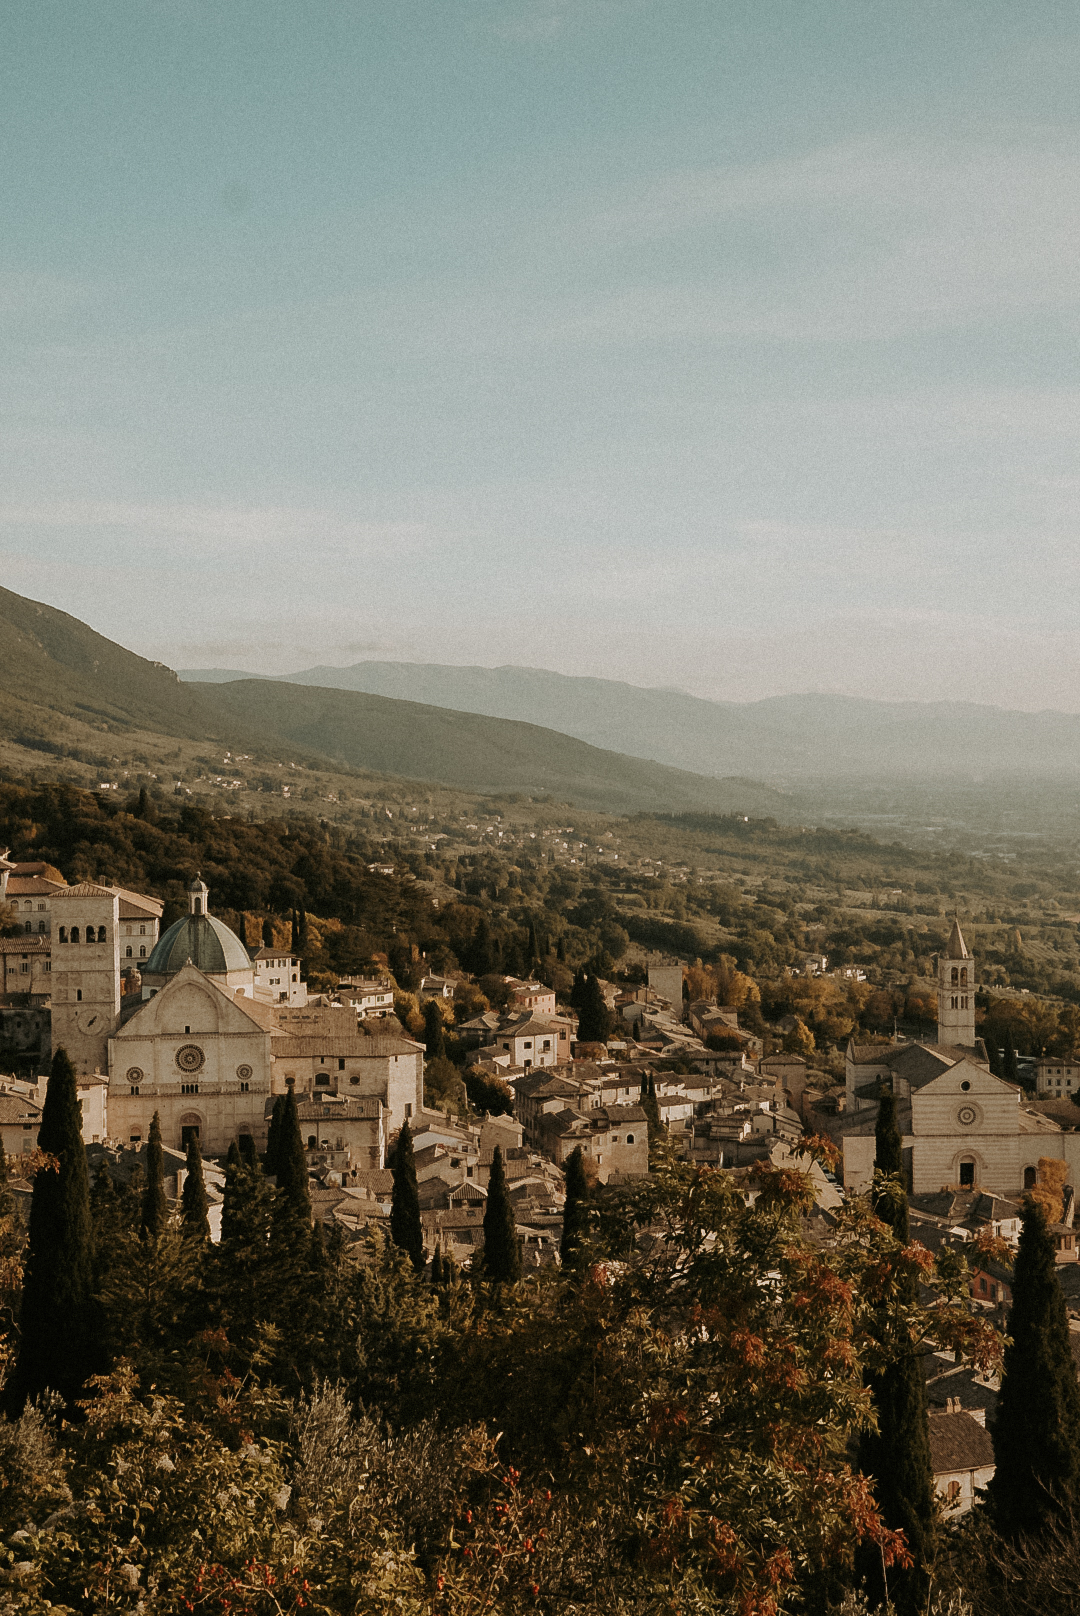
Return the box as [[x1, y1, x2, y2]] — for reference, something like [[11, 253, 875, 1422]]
[[143, 875, 252, 978]]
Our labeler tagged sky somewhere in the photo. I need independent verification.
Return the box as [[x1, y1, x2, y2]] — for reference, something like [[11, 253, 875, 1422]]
[[4, 1, 1080, 708]]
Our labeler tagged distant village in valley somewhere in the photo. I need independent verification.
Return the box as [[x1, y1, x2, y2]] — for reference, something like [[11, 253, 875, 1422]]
[[6, 835, 1080, 1526]]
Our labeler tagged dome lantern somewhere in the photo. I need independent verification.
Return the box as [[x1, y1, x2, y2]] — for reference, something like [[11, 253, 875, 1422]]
[[188, 874, 210, 917]]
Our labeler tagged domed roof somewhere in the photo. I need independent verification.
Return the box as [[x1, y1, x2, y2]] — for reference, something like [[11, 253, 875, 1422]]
[[144, 912, 252, 978]]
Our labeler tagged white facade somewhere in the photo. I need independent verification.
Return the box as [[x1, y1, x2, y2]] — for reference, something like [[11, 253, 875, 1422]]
[[254, 949, 307, 1006], [109, 963, 276, 1155]]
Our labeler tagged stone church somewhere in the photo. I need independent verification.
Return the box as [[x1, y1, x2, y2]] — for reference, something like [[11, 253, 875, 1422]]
[[839, 920, 1072, 1196], [7, 867, 422, 1162]]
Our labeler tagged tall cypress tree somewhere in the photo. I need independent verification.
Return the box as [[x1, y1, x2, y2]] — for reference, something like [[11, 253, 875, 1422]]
[[423, 999, 446, 1061], [988, 1198, 1080, 1536], [262, 914, 275, 949], [483, 1145, 521, 1284], [272, 1087, 311, 1228], [181, 1135, 211, 1241], [875, 1084, 903, 1178], [265, 1093, 286, 1177], [389, 1120, 424, 1271], [217, 1139, 272, 1331], [11, 1047, 94, 1408], [577, 975, 612, 1044], [1003, 1035, 1019, 1089], [560, 1145, 589, 1267], [141, 1111, 168, 1238]]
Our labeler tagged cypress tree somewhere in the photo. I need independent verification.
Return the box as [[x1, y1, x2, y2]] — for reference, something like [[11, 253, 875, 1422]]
[[577, 975, 612, 1044], [265, 1093, 286, 1177], [141, 1111, 168, 1238], [11, 1047, 94, 1407], [423, 999, 446, 1061], [262, 914, 275, 949], [1003, 1035, 1019, 1089], [272, 1087, 311, 1228], [482, 1145, 521, 1284], [389, 1120, 424, 1271], [988, 1198, 1080, 1536], [430, 1243, 443, 1285], [217, 1139, 273, 1330], [560, 1145, 589, 1267], [556, 935, 566, 963], [642, 1074, 663, 1148], [181, 1135, 210, 1241], [875, 1085, 903, 1178]]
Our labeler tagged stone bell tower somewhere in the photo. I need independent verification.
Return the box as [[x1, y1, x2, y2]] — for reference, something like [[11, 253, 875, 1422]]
[[937, 917, 976, 1049]]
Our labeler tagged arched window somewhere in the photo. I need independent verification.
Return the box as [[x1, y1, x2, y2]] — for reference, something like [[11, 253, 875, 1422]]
[[23, 900, 31, 912], [625, 1133, 635, 1144], [960, 967, 967, 986], [959, 1159, 975, 1187], [58, 926, 67, 943], [70, 926, 80, 944], [126, 946, 132, 958], [193, 898, 203, 916], [951, 967, 959, 985], [37, 920, 45, 933], [1024, 1165, 1037, 1189], [24, 921, 31, 934], [139, 945, 145, 958]]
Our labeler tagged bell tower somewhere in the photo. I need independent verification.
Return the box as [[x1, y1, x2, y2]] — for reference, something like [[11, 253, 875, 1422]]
[[937, 917, 976, 1048]]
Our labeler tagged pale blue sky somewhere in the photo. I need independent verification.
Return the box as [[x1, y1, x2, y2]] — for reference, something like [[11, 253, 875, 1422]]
[[4, 2, 1080, 706]]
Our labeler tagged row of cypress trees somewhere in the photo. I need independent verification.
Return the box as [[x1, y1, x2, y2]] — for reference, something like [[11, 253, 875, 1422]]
[[6, 1054, 323, 1412], [388, 1119, 526, 1284]]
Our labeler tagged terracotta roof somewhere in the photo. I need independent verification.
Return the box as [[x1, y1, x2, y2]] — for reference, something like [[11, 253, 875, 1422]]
[[927, 1410, 994, 1473], [0, 1095, 41, 1124], [6, 875, 66, 895], [296, 1098, 383, 1120], [56, 881, 116, 899], [0, 938, 51, 954]]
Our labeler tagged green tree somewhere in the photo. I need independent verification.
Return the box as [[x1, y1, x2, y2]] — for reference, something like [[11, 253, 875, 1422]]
[[389, 1120, 424, 1271], [181, 1135, 211, 1241], [482, 1145, 521, 1284], [265, 1093, 286, 1177], [423, 998, 446, 1061], [560, 1146, 589, 1268], [272, 1087, 311, 1230], [989, 1198, 1080, 1536], [217, 1140, 272, 1337], [430, 1243, 443, 1285], [141, 1111, 168, 1239], [875, 1083, 903, 1178], [11, 1047, 94, 1407], [576, 975, 613, 1044]]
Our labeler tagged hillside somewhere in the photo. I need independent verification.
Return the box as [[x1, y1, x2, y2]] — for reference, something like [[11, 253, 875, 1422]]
[[180, 658, 1080, 783], [201, 678, 785, 818], [0, 587, 784, 819]]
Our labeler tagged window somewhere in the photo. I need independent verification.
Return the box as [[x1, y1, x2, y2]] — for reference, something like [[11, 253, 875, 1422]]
[[76, 988, 82, 1002], [307, 1135, 317, 1149], [960, 967, 967, 985], [23, 921, 30, 934], [37, 902, 45, 912], [58, 927, 67, 943], [625, 1133, 635, 1144], [130, 1084, 141, 1096], [961, 996, 968, 1009], [139, 946, 145, 958], [181, 1123, 200, 1149], [951, 967, 959, 986], [125, 925, 132, 936], [947, 1481, 961, 1504], [181, 1083, 199, 1095], [350, 1074, 360, 1085], [240, 1081, 249, 1093], [140, 925, 146, 935], [978, 1276, 987, 1294], [338, 1058, 346, 1071], [542, 1039, 551, 1051], [404, 1103, 412, 1118], [71, 927, 80, 944], [126, 947, 132, 958], [1024, 1165, 1037, 1189], [315, 1073, 330, 1087], [37, 920, 44, 933]]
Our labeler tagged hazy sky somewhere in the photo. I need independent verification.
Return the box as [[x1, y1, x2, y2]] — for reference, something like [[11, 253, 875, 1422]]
[[4, 2, 1080, 707]]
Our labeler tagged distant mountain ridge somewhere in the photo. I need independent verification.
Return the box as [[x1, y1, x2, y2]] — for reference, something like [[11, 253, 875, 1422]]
[[181, 660, 1080, 781], [0, 587, 782, 818]]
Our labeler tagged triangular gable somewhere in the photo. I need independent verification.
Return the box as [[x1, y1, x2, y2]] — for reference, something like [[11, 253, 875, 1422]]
[[918, 1058, 1019, 1100], [113, 962, 271, 1040]]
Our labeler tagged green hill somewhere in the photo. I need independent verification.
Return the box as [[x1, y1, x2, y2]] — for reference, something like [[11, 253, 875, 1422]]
[[0, 586, 785, 819]]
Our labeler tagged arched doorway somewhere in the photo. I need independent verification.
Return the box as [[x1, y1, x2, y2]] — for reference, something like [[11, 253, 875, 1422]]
[[179, 1111, 203, 1151]]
